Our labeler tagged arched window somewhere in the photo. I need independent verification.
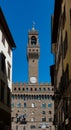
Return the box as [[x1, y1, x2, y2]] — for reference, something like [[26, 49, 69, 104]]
[[31, 118, 35, 122], [34, 95, 36, 99], [11, 103, 14, 108], [42, 103, 46, 108], [38, 95, 41, 100], [32, 103, 35, 108], [26, 95, 28, 100], [50, 95, 52, 100], [28, 95, 31, 99], [23, 95, 26, 100], [21, 95, 23, 99], [42, 95, 44, 99], [24, 102, 27, 108], [17, 102, 21, 108], [15, 94, 17, 99], [45, 95, 47, 99], [47, 95, 50, 99], [18, 95, 20, 99], [31, 36, 36, 45], [12, 95, 14, 100], [48, 103, 52, 108]]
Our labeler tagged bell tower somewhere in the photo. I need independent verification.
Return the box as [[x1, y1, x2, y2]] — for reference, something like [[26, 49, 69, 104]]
[[27, 25, 40, 84]]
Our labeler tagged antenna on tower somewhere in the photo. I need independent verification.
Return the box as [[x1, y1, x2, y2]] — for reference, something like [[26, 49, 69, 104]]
[[32, 21, 36, 30]]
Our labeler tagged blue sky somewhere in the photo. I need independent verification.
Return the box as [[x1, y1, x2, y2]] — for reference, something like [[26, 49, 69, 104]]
[[0, 0, 54, 83]]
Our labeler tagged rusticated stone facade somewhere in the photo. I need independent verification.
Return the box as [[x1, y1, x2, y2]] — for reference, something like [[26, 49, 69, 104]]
[[11, 83, 54, 130]]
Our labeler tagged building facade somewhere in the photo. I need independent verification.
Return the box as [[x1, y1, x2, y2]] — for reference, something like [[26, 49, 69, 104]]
[[11, 27, 54, 130], [51, 0, 71, 130], [0, 8, 16, 130]]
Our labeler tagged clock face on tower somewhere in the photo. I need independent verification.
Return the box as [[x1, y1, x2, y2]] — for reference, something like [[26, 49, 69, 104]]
[[30, 77, 37, 84]]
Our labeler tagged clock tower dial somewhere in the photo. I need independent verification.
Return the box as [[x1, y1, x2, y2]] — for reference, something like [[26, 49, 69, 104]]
[[27, 26, 40, 84], [30, 77, 37, 84]]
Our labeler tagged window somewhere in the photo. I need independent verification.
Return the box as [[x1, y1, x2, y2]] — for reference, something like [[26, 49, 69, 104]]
[[42, 111, 46, 114], [30, 88, 33, 91], [8, 44, 11, 55], [31, 118, 35, 122], [52, 88, 54, 91], [7, 87, 10, 106], [31, 36, 36, 45], [47, 95, 50, 99], [63, 31, 68, 59], [11, 117, 14, 122], [39, 88, 41, 91], [31, 125, 36, 129], [11, 103, 14, 108], [48, 88, 50, 91], [23, 88, 25, 91], [24, 102, 26, 107], [17, 103, 21, 108], [26, 88, 28, 91], [49, 111, 52, 114], [12, 95, 14, 100], [18, 88, 20, 90], [42, 103, 46, 108], [43, 88, 46, 91], [65, 100, 68, 114], [21, 95, 23, 99], [14, 88, 16, 91], [1, 80, 5, 103], [44, 95, 47, 99], [48, 103, 52, 108], [8, 62, 11, 80], [32, 60, 34, 62], [18, 95, 20, 99], [28, 95, 31, 100], [32, 103, 35, 108], [36, 49, 38, 52], [65, 31, 68, 53], [66, 64, 69, 85], [35, 88, 37, 91], [63, 5, 66, 29], [42, 95, 45, 99], [32, 112, 34, 114], [15, 95, 17, 99], [49, 95, 52, 100], [16, 125, 18, 130], [2, 33, 5, 45], [33, 49, 35, 51], [23, 126, 25, 130], [49, 118, 52, 122], [33, 95, 36, 99], [38, 95, 41, 100], [29, 49, 31, 51], [64, 64, 69, 87], [70, 9, 71, 26], [42, 117, 46, 122], [1, 53, 5, 73]]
